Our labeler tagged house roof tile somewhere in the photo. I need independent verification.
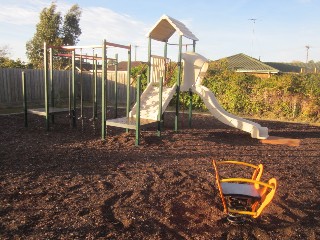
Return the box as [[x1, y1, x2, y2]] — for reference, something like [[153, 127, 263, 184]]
[[224, 53, 279, 73], [107, 61, 145, 71]]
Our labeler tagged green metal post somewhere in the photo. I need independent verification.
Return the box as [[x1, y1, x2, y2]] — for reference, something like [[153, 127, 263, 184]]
[[115, 53, 118, 118], [147, 37, 151, 83], [91, 50, 94, 119], [126, 45, 131, 133], [135, 75, 141, 146], [94, 55, 98, 119], [91, 51, 94, 119], [72, 50, 76, 127], [49, 47, 54, 123], [188, 40, 196, 127], [162, 41, 168, 126], [101, 40, 107, 139], [188, 89, 193, 127], [105, 51, 108, 118], [157, 76, 163, 137], [164, 41, 168, 83], [80, 50, 83, 118], [68, 58, 71, 115], [22, 71, 28, 127], [44, 42, 49, 131], [175, 35, 183, 132]]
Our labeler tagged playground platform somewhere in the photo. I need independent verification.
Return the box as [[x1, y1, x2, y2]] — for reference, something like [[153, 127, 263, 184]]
[[27, 107, 70, 116], [106, 117, 156, 130]]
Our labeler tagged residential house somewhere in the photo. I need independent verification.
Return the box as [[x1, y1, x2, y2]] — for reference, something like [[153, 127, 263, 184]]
[[219, 53, 279, 78]]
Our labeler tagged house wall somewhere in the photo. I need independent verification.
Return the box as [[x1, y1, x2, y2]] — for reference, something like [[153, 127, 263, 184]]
[[251, 72, 272, 79]]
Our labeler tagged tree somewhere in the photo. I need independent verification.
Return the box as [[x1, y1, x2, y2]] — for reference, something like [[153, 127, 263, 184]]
[[0, 57, 31, 69], [0, 45, 32, 68], [26, 3, 62, 69], [62, 4, 82, 46], [26, 3, 82, 69], [0, 45, 11, 58]]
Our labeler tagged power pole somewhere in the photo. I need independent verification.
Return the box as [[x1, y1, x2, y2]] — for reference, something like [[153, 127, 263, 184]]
[[249, 18, 257, 57], [134, 45, 139, 61], [305, 45, 310, 63]]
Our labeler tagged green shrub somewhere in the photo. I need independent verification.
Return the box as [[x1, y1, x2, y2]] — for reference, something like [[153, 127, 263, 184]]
[[175, 60, 320, 123]]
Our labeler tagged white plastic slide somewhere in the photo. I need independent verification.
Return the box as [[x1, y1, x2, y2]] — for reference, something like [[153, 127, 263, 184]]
[[130, 81, 177, 121], [192, 84, 269, 139], [180, 51, 269, 139]]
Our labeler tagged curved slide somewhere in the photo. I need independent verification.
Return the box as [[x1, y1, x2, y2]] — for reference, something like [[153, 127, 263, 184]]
[[181, 51, 269, 140], [192, 84, 269, 139]]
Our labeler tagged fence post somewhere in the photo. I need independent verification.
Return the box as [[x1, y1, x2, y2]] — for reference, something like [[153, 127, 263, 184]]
[[22, 71, 28, 127]]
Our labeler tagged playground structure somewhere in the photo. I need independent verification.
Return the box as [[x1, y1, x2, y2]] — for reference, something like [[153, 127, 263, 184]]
[[22, 42, 74, 130], [22, 15, 301, 147], [103, 15, 269, 145], [212, 160, 277, 222], [22, 41, 131, 130]]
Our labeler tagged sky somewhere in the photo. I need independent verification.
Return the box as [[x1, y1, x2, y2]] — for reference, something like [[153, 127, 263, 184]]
[[0, 0, 319, 63]]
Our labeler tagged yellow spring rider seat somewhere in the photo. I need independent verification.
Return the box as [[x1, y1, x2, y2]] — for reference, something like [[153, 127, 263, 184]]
[[212, 160, 277, 223]]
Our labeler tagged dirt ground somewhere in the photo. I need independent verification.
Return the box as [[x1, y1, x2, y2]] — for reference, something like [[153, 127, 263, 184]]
[[0, 108, 319, 240]]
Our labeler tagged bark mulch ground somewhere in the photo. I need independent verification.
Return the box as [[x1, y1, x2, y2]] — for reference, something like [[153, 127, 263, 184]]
[[1, 108, 319, 239]]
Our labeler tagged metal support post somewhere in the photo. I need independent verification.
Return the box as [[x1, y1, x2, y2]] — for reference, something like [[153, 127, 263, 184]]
[[93, 55, 98, 119], [80, 50, 83, 118], [175, 35, 183, 132], [68, 58, 71, 115], [126, 46, 131, 133], [72, 50, 76, 127], [135, 75, 141, 146], [44, 42, 49, 131], [164, 41, 168, 83], [147, 37, 151, 83], [188, 89, 193, 127], [193, 40, 196, 52], [101, 40, 107, 139], [49, 48, 54, 123], [157, 76, 163, 137], [115, 53, 118, 118]]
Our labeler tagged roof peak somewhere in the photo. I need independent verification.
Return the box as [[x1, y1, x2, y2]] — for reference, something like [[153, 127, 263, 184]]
[[147, 15, 198, 42], [223, 53, 279, 73]]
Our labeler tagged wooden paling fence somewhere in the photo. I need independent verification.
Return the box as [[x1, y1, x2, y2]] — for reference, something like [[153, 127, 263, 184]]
[[0, 68, 136, 108]]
